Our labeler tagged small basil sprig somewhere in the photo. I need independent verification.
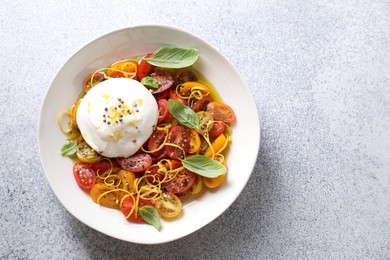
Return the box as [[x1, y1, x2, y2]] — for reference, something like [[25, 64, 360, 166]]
[[182, 155, 227, 178], [140, 46, 199, 69], [60, 140, 77, 157], [168, 99, 199, 129], [140, 76, 159, 89], [139, 205, 161, 231]]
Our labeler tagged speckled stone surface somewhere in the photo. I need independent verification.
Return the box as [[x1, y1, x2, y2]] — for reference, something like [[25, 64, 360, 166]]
[[1, 1, 389, 259]]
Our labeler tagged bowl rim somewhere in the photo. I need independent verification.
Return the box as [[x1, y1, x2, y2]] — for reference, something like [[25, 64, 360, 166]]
[[37, 24, 261, 244]]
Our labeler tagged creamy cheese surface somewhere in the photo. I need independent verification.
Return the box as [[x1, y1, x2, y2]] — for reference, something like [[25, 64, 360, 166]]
[[76, 78, 158, 158]]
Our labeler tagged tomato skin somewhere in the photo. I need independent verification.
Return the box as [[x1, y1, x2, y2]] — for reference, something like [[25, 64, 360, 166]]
[[208, 121, 225, 138], [163, 168, 196, 194], [165, 125, 190, 160], [151, 70, 175, 94], [116, 153, 152, 173], [192, 96, 213, 112], [137, 53, 154, 80], [73, 162, 96, 190], [121, 196, 155, 223], [207, 102, 236, 124], [157, 99, 169, 124]]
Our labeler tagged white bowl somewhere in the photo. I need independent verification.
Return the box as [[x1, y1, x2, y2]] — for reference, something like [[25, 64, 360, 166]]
[[38, 25, 260, 244]]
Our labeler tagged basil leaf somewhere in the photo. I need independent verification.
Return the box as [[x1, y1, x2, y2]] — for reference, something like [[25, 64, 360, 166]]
[[168, 99, 199, 129], [139, 205, 161, 231], [142, 46, 199, 69], [60, 140, 77, 157], [140, 76, 159, 89], [182, 155, 227, 178]]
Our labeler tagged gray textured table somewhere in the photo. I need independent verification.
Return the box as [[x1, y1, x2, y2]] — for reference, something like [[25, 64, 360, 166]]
[[1, 1, 389, 259]]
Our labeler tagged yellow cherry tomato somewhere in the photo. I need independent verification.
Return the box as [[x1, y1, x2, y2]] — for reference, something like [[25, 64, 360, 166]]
[[178, 81, 210, 97], [106, 60, 137, 78], [203, 158, 227, 189], [71, 99, 81, 127], [77, 141, 101, 163], [204, 133, 228, 158], [155, 192, 182, 219], [186, 174, 204, 197], [188, 129, 201, 154], [90, 183, 120, 209], [118, 170, 135, 192]]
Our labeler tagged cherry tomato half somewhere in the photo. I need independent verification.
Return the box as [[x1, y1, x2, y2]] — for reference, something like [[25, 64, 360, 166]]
[[117, 153, 152, 173], [191, 96, 214, 112], [82, 71, 105, 93], [90, 160, 113, 173], [107, 60, 137, 78], [169, 88, 188, 105], [77, 141, 102, 163], [137, 53, 154, 80], [207, 102, 236, 124], [90, 183, 120, 209], [175, 69, 199, 85], [208, 121, 225, 138], [121, 196, 154, 223], [148, 128, 167, 154], [157, 99, 169, 124], [153, 89, 169, 101], [163, 168, 196, 194], [151, 70, 175, 94], [165, 125, 190, 159], [155, 192, 182, 219], [145, 165, 165, 184], [73, 162, 96, 190]]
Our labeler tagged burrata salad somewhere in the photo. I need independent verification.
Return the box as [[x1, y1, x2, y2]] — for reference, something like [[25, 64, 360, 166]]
[[58, 46, 236, 230]]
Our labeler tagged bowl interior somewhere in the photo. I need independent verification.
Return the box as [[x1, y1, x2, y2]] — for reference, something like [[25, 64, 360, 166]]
[[38, 25, 260, 244]]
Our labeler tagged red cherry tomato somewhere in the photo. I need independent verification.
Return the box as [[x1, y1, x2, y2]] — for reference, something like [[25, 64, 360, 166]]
[[208, 121, 225, 138], [73, 162, 96, 190], [137, 53, 154, 80], [163, 168, 196, 194], [151, 70, 175, 94], [165, 125, 190, 159], [150, 149, 168, 163], [164, 159, 182, 170], [146, 159, 182, 184], [157, 99, 169, 124], [148, 129, 167, 151], [192, 96, 214, 112], [153, 89, 169, 101], [145, 165, 165, 184], [117, 153, 152, 173], [121, 196, 155, 223], [169, 88, 188, 105], [90, 160, 113, 173], [148, 128, 167, 159], [207, 102, 236, 124]]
